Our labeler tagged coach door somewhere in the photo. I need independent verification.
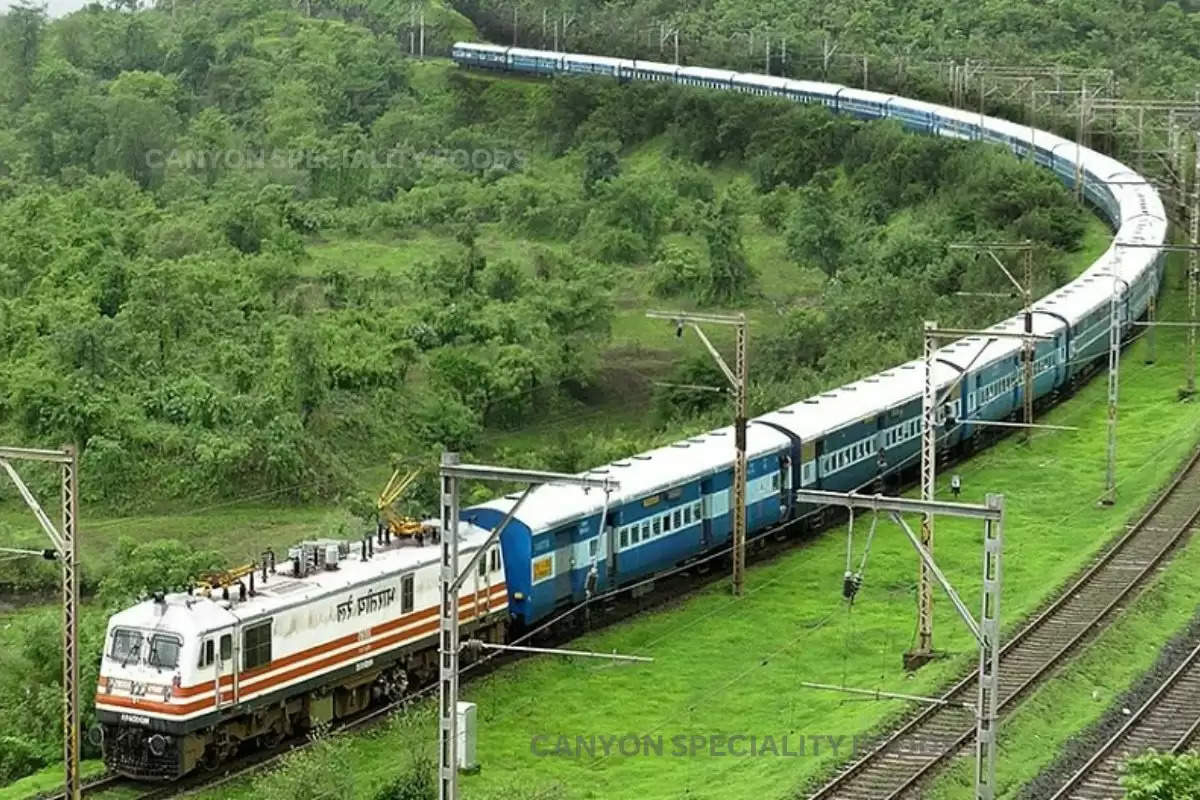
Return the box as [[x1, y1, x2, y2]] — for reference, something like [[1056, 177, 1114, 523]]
[[553, 526, 573, 602], [212, 628, 234, 710], [699, 478, 714, 547], [472, 551, 489, 621]]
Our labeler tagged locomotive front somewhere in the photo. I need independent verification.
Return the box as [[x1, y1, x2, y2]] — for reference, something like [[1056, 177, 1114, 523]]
[[95, 595, 232, 779]]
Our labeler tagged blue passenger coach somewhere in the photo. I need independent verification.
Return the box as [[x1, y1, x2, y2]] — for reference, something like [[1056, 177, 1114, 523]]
[[450, 42, 1168, 634]]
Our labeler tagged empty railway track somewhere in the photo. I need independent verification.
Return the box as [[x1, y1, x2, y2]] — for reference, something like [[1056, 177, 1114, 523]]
[[806, 444, 1200, 800], [1046, 639, 1200, 800]]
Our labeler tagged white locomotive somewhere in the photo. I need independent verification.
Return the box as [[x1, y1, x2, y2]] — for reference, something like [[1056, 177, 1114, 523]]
[[95, 525, 507, 779]]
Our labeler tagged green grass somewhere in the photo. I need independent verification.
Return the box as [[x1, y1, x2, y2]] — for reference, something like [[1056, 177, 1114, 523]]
[[0, 760, 111, 800], [183, 252, 1200, 800], [921, 537, 1200, 800]]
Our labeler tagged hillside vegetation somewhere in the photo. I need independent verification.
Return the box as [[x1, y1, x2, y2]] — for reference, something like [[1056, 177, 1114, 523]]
[[0, 0, 1088, 516], [0, 0, 1106, 787]]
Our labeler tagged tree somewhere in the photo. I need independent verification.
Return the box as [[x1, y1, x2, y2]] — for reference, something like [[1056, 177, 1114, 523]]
[[580, 139, 619, 197], [288, 318, 328, 425], [701, 190, 754, 304], [1, 1, 45, 109], [96, 70, 180, 187], [786, 185, 846, 277], [1122, 751, 1200, 799]]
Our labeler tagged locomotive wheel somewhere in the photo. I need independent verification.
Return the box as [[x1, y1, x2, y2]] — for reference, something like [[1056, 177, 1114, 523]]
[[201, 745, 222, 772]]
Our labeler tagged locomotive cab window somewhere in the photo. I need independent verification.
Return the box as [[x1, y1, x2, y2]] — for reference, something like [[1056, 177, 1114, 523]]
[[197, 639, 214, 669], [219, 634, 232, 662], [401, 574, 414, 614], [478, 557, 486, 577], [110, 628, 143, 663], [489, 548, 501, 572], [148, 634, 182, 670], [242, 620, 272, 670]]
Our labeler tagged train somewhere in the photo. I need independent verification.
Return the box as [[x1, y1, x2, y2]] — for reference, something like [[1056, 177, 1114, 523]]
[[95, 42, 1167, 780]]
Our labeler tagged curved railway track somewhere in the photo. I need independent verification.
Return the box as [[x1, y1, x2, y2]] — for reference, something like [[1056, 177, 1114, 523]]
[[807, 444, 1200, 800], [1046, 639, 1200, 800]]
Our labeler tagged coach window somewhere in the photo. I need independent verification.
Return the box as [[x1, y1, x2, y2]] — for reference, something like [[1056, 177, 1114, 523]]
[[197, 639, 214, 669], [683, 505, 691, 525], [619, 528, 629, 549], [641, 521, 649, 541], [148, 634, 182, 670], [401, 574, 414, 614], [242, 620, 272, 671], [673, 509, 682, 528]]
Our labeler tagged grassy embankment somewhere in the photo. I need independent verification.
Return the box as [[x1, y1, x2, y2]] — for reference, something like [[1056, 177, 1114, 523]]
[[159, 250, 1200, 800]]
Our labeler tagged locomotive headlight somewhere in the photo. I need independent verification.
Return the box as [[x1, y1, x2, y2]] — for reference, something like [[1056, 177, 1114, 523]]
[[147, 734, 170, 757], [513, 592, 525, 601]]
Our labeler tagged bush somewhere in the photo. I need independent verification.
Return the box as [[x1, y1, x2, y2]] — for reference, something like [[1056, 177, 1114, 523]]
[[252, 727, 354, 800]]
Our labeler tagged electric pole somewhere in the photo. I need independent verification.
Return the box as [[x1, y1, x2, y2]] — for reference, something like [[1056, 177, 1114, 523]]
[[0, 445, 79, 800], [1102, 275, 1125, 505], [647, 310, 748, 596], [438, 455, 618, 800], [1190, 131, 1199, 396], [909, 324, 1050, 668]]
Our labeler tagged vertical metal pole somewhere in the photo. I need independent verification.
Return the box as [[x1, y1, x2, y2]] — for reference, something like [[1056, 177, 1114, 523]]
[[1189, 131, 1199, 396], [438, 452, 461, 800], [1169, 111, 1181, 221], [732, 315, 748, 597], [1075, 80, 1086, 203], [1103, 279, 1120, 505], [674, 30, 679, 65], [974, 494, 1004, 800], [911, 321, 937, 664], [1136, 106, 1145, 177], [1028, 80, 1036, 163], [61, 445, 79, 800], [419, 12, 424, 58], [1147, 291, 1156, 365], [1023, 246, 1035, 444], [862, 53, 868, 90]]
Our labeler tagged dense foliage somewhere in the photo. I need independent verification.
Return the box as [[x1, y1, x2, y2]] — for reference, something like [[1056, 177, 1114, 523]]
[[0, 0, 1099, 787], [0, 0, 1087, 512], [1122, 751, 1200, 799]]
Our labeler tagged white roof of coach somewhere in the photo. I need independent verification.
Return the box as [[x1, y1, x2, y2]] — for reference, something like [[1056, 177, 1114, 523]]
[[629, 59, 678, 75], [564, 53, 627, 68], [474, 424, 790, 534], [508, 47, 556, 60], [678, 65, 737, 82], [735, 73, 788, 91], [454, 41, 507, 54]]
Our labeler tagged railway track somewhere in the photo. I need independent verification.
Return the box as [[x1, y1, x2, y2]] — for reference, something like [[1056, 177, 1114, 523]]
[[806, 444, 1200, 800], [1046, 638, 1200, 800]]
